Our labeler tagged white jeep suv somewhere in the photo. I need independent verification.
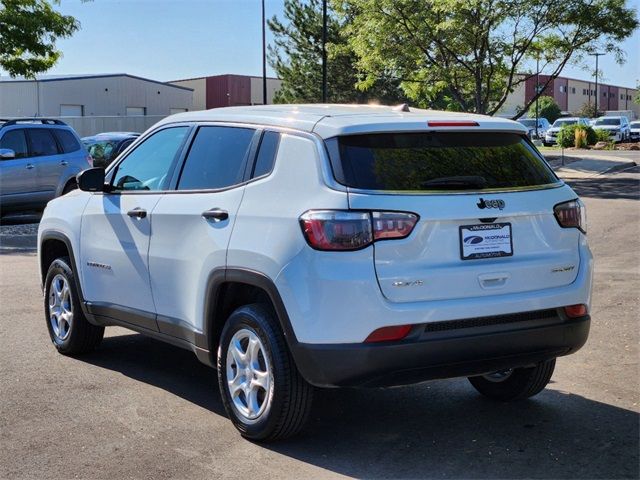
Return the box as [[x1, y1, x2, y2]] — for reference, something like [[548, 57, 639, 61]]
[[38, 105, 592, 441]]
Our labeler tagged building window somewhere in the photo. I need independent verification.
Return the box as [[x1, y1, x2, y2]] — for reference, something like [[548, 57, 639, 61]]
[[126, 107, 146, 116], [571, 87, 576, 94], [60, 105, 83, 117], [170, 108, 188, 114], [583, 89, 586, 95], [559, 85, 565, 93]]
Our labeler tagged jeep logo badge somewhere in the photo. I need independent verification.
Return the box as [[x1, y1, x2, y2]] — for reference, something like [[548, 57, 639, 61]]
[[477, 198, 505, 210]]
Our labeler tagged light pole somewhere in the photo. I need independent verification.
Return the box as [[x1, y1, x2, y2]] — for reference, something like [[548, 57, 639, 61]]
[[535, 55, 540, 139], [261, 0, 267, 105], [321, 0, 327, 103], [590, 52, 604, 116]]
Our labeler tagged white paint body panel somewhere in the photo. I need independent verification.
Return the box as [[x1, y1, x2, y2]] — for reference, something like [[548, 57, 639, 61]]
[[148, 189, 245, 335], [80, 193, 161, 314]]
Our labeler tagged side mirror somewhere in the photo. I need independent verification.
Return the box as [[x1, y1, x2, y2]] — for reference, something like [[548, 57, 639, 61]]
[[77, 167, 106, 192], [0, 148, 16, 160]]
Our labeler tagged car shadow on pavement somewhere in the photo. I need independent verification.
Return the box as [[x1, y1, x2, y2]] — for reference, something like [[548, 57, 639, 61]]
[[566, 168, 639, 201], [81, 332, 639, 479]]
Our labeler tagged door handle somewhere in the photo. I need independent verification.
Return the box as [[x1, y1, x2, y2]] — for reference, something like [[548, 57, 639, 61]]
[[60, 160, 68, 166], [26, 163, 34, 170], [202, 208, 229, 222], [127, 207, 147, 219]]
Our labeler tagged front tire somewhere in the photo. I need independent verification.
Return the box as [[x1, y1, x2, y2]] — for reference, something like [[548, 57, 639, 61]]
[[44, 257, 104, 355], [217, 304, 313, 441], [468, 359, 556, 401]]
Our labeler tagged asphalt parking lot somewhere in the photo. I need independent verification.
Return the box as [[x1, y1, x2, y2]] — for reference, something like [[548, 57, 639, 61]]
[[1, 167, 638, 479]]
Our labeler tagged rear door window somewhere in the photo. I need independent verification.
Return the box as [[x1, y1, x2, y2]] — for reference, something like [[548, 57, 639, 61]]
[[0, 129, 29, 158], [328, 132, 559, 191], [53, 129, 81, 153], [27, 129, 59, 157], [177, 126, 256, 190]]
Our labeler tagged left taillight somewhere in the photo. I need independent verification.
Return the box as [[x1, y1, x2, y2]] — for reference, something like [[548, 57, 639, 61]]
[[554, 199, 586, 233], [299, 210, 418, 251]]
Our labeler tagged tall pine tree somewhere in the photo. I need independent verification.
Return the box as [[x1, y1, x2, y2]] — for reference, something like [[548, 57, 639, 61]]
[[267, 0, 404, 104]]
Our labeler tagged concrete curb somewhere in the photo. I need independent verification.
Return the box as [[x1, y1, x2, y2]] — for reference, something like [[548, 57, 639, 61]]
[[0, 234, 38, 252], [554, 158, 637, 180]]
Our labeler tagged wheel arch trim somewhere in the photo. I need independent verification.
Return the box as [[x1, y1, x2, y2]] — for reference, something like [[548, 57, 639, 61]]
[[39, 230, 92, 319], [203, 267, 300, 357]]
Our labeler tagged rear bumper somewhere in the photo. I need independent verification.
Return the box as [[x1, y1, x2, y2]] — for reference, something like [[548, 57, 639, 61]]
[[292, 311, 590, 387]]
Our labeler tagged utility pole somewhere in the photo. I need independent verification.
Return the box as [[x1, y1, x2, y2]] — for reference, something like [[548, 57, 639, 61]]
[[261, 0, 267, 105], [535, 55, 540, 139], [591, 52, 604, 116], [321, 0, 328, 103]]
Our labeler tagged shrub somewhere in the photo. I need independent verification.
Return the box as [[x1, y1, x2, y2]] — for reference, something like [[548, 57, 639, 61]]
[[594, 128, 611, 143], [557, 124, 597, 148], [575, 129, 588, 148]]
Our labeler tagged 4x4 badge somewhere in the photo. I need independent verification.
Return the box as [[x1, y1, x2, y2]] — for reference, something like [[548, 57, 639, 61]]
[[477, 198, 505, 210]]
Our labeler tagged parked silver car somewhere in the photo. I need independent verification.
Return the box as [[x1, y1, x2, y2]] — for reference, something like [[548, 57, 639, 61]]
[[544, 117, 591, 146], [0, 118, 91, 216], [517, 118, 550, 140], [629, 121, 640, 142]]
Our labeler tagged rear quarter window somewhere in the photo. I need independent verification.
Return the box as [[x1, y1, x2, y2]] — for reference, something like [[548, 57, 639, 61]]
[[53, 129, 81, 153], [327, 132, 559, 191]]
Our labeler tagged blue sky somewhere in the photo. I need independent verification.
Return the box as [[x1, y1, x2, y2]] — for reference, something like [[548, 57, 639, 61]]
[[6, 0, 640, 88]]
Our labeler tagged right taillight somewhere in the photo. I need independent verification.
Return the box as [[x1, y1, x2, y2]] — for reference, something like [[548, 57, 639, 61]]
[[299, 210, 418, 251], [554, 199, 586, 233]]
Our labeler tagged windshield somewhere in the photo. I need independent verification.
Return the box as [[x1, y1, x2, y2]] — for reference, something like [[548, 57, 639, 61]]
[[518, 119, 536, 127], [594, 118, 621, 126], [328, 132, 559, 192], [552, 119, 578, 127], [630, 122, 640, 128], [87, 140, 118, 162]]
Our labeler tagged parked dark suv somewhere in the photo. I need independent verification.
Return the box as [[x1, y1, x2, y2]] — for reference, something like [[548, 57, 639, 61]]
[[0, 119, 91, 216], [82, 132, 140, 168]]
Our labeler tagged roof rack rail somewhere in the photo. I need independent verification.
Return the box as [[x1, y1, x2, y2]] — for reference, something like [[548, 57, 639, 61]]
[[0, 118, 68, 127]]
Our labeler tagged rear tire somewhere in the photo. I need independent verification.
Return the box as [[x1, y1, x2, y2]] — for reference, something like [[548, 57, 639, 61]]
[[44, 257, 104, 355], [217, 303, 313, 441], [468, 359, 556, 401]]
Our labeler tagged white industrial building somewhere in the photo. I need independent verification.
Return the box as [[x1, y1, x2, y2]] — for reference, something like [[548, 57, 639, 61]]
[[0, 74, 193, 136]]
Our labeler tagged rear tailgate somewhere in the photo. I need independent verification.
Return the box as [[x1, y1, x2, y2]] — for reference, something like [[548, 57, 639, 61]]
[[350, 187, 580, 303], [326, 129, 582, 303]]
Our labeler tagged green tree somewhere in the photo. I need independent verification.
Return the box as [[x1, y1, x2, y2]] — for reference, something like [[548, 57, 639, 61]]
[[528, 96, 561, 123], [338, 0, 638, 116], [635, 82, 640, 105], [268, 0, 405, 104], [0, 0, 79, 78], [574, 102, 602, 118]]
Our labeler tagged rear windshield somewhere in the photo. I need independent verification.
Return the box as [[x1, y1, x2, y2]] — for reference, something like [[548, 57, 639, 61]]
[[594, 118, 620, 126], [327, 132, 559, 191], [553, 119, 578, 127]]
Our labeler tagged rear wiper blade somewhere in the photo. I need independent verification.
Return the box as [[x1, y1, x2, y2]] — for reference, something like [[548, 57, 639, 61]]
[[421, 176, 487, 190]]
